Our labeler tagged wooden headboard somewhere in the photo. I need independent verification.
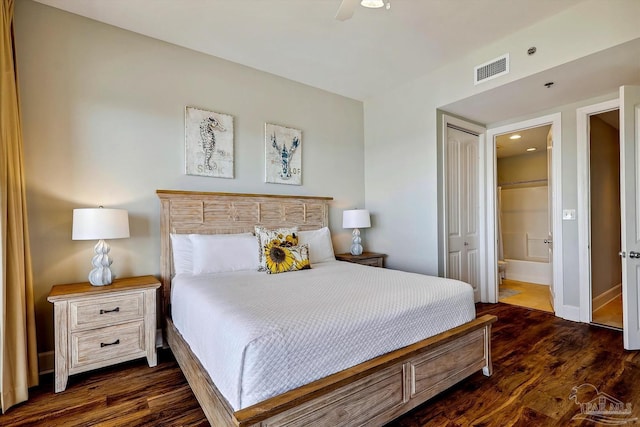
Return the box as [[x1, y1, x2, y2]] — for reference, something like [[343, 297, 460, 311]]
[[156, 190, 333, 320]]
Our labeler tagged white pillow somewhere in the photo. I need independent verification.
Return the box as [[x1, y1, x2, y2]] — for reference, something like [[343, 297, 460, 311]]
[[191, 233, 259, 274], [298, 227, 335, 264], [170, 234, 193, 275]]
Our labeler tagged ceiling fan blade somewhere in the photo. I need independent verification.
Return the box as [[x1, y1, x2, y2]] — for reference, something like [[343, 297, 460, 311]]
[[335, 0, 359, 21]]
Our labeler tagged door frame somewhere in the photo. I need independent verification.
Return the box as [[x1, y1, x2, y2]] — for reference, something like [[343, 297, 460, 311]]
[[576, 98, 620, 323], [485, 113, 563, 314], [440, 114, 487, 300]]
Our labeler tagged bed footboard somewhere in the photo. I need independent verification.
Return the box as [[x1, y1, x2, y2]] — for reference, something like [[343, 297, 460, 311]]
[[167, 314, 496, 427]]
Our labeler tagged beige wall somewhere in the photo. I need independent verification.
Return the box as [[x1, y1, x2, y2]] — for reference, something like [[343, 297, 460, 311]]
[[14, 1, 365, 355], [497, 151, 547, 187], [589, 116, 621, 299]]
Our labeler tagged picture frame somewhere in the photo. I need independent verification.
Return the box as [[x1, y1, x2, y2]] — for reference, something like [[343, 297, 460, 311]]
[[185, 106, 234, 178], [265, 123, 302, 185]]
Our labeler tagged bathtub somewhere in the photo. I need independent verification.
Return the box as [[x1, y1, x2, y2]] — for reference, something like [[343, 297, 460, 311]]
[[504, 258, 552, 286]]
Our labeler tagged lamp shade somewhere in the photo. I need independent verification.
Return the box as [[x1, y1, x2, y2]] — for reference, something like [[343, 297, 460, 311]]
[[72, 208, 130, 240], [343, 209, 371, 229]]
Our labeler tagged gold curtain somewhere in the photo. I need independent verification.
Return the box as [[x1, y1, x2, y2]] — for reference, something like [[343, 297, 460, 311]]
[[0, 0, 39, 412]]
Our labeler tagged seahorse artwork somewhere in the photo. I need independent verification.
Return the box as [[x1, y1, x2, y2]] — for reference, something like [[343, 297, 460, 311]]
[[200, 116, 226, 171], [185, 107, 234, 178], [271, 133, 299, 179]]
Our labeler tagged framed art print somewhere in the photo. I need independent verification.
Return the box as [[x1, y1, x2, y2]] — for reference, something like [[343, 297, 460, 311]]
[[265, 123, 302, 185], [185, 106, 234, 178]]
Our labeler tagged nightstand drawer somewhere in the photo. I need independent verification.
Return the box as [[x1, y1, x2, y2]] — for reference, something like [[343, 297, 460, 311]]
[[70, 293, 144, 331], [357, 257, 384, 267], [71, 321, 145, 370]]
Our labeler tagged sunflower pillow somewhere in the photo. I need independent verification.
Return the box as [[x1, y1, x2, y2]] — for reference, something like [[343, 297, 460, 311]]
[[264, 243, 311, 274], [255, 226, 299, 271]]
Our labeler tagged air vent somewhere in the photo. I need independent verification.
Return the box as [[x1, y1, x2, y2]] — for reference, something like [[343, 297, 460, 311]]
[[474, 54, 509, 85]]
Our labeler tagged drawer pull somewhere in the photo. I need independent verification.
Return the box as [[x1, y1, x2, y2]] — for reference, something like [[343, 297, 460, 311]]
[[99, 307, 120, 314], [100, 339, 120, 348]]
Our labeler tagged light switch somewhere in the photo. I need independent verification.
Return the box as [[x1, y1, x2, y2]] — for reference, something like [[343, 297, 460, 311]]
[[562, 209, 576, 220]]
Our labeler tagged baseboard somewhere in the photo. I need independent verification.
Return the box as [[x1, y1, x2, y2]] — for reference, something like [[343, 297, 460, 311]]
[[592, 284, 622, 312], [38, 351, 54, 375], [156, 328, 164, 348]]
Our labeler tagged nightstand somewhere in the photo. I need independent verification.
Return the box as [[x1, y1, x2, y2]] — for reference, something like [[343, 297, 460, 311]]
[[335, 252, 386, 268], [47, 275, 160, 393]]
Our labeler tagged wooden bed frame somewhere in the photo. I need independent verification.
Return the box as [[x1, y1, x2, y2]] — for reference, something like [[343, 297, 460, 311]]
[[157, 189, 496, 427]]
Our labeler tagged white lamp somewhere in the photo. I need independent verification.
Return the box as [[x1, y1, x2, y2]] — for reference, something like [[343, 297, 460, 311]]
[[72, 207, 130, 286], [343, 209, 371, 256]]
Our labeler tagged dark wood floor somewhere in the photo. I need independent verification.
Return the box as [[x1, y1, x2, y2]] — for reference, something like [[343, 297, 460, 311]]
[[3, 303, 640, 426]]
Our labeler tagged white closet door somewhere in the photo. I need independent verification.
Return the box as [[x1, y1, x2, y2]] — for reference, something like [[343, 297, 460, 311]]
[[447, 127, 480, 301]]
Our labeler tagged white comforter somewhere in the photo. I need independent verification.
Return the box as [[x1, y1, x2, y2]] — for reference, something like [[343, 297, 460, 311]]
[[171, 261, 475, 410]]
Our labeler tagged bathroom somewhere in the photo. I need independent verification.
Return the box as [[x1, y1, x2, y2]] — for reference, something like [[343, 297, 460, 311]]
[[496, 125, 553, 310]]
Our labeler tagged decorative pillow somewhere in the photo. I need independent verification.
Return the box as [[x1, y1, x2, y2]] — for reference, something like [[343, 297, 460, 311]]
[[191, 233, 259, 274], [264, 243, 311, 274], [298, 227, 335, 264], [255, 226, 299, 271], [170, 233, 193, 275]]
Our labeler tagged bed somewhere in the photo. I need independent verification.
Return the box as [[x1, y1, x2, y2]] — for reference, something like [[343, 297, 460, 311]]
[[157, 189, 496, 427]]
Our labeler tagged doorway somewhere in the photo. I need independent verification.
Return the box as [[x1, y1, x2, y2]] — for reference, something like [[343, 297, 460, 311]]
[[577, 86, 640, 350], [485, 113, 562, 311], [577, 101, 622, 329], [589, 110, 622, 329], [494, 125, 554, 312]]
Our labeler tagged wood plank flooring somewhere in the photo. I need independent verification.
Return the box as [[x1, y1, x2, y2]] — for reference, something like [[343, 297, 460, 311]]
[[2, 303, 639, 426]]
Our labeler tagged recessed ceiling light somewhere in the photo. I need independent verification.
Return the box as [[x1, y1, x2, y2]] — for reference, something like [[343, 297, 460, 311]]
[[361, 0, 384, 8], [526, 147, 536, 152], [509, 134, 521, 140]]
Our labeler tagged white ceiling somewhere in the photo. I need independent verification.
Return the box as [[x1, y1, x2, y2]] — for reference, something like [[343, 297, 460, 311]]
[[495, 125, 551, 159], [442, 37, 640, 124], [32, 0, 586, 101]]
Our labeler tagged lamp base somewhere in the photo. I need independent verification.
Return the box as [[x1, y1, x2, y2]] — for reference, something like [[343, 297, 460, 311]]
[[350, 228, 363, 256], [88, 239, 114, 286]]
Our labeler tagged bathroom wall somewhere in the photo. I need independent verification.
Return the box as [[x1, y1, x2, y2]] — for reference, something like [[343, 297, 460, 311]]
[[497, 151, 547, 186], [498, 151, 549, 263], [500, 186, 549, 261]]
